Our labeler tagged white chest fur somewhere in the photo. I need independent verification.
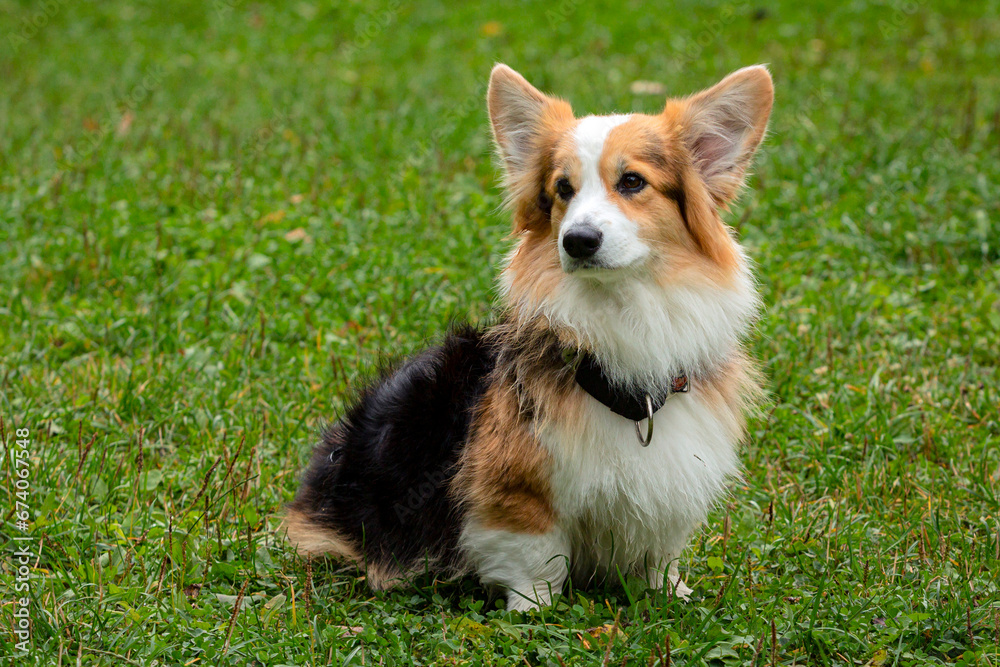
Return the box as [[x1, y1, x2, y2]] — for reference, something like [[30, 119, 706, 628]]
[[539, 389, 739, 577]]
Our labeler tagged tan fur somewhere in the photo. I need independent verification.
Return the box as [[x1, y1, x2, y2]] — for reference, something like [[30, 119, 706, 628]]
[[694, 353, 766, 442], [285, 508, 416, 588], [504, 232, 564, 310], [454, 383, 555, 534], [452, 318, 584, 534], [364, 563, 405, 590], [283, 508, 360, 560]]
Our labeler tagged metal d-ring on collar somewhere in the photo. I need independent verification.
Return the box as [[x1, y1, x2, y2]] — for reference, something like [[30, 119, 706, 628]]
[[633, 379, 689, 446], [634, 394, 655, 447]]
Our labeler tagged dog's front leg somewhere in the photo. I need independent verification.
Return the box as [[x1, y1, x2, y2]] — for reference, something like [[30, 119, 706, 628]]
[[460, 521, 570, 611]]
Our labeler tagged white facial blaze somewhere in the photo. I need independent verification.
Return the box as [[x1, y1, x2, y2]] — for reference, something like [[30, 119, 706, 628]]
[[560, 114, 649, 274]]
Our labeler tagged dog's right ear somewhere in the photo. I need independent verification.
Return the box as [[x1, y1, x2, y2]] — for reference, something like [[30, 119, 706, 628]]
[[487, 65, 572, 182]]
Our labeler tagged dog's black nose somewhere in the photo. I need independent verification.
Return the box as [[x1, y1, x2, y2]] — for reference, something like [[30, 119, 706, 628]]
[[562, 225, 603, 259]]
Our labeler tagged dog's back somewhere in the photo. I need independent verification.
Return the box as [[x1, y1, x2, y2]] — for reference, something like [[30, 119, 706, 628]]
[[285, 326, 495, 588]]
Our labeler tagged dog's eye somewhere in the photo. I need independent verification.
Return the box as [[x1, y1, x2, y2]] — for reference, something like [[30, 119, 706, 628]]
[[555, 178, 575, 201], [617, 172, 647, 195]]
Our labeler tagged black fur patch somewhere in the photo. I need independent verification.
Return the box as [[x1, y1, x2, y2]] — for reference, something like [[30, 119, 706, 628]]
[[288, 325, 497, 578], [662, 179, 688, 229], [537, 190, 553, 215]]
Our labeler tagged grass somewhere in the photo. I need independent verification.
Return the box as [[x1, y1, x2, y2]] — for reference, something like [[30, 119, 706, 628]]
[[1, 0, 999, 664]]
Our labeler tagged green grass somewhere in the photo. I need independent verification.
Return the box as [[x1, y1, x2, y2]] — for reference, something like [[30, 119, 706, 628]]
[[2, 0, 999, 664]]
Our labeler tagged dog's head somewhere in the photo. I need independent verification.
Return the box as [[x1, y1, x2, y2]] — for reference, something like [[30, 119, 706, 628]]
[[488, 64, 773, 380]]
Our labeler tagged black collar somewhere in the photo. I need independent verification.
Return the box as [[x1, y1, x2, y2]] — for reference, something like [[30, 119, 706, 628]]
[[569, 350, 689, 422]]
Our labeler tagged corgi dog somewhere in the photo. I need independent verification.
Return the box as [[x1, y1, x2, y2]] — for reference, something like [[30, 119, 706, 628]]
[[285, 64, 773, 611]]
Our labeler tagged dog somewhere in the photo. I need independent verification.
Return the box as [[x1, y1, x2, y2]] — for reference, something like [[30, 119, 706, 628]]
[[284, 63, 773, 611]]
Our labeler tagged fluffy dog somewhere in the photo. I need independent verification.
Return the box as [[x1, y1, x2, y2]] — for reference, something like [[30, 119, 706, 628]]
[[285, 63, 773, 611]]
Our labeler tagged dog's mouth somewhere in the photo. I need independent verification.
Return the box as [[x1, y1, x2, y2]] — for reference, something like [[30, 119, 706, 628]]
[[563, 258, 609, 273], [562, 257, 642, 280]]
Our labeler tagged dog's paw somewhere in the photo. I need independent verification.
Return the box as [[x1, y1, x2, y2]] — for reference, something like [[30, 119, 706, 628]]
[[505, 584, 558, 612], [643, 564, 694, 600], [667, 575, 693, 600], [506, 594, 543, 613]]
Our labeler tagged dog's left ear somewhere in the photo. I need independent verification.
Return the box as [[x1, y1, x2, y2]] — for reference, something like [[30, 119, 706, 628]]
[[676, 65, 774, 205]]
